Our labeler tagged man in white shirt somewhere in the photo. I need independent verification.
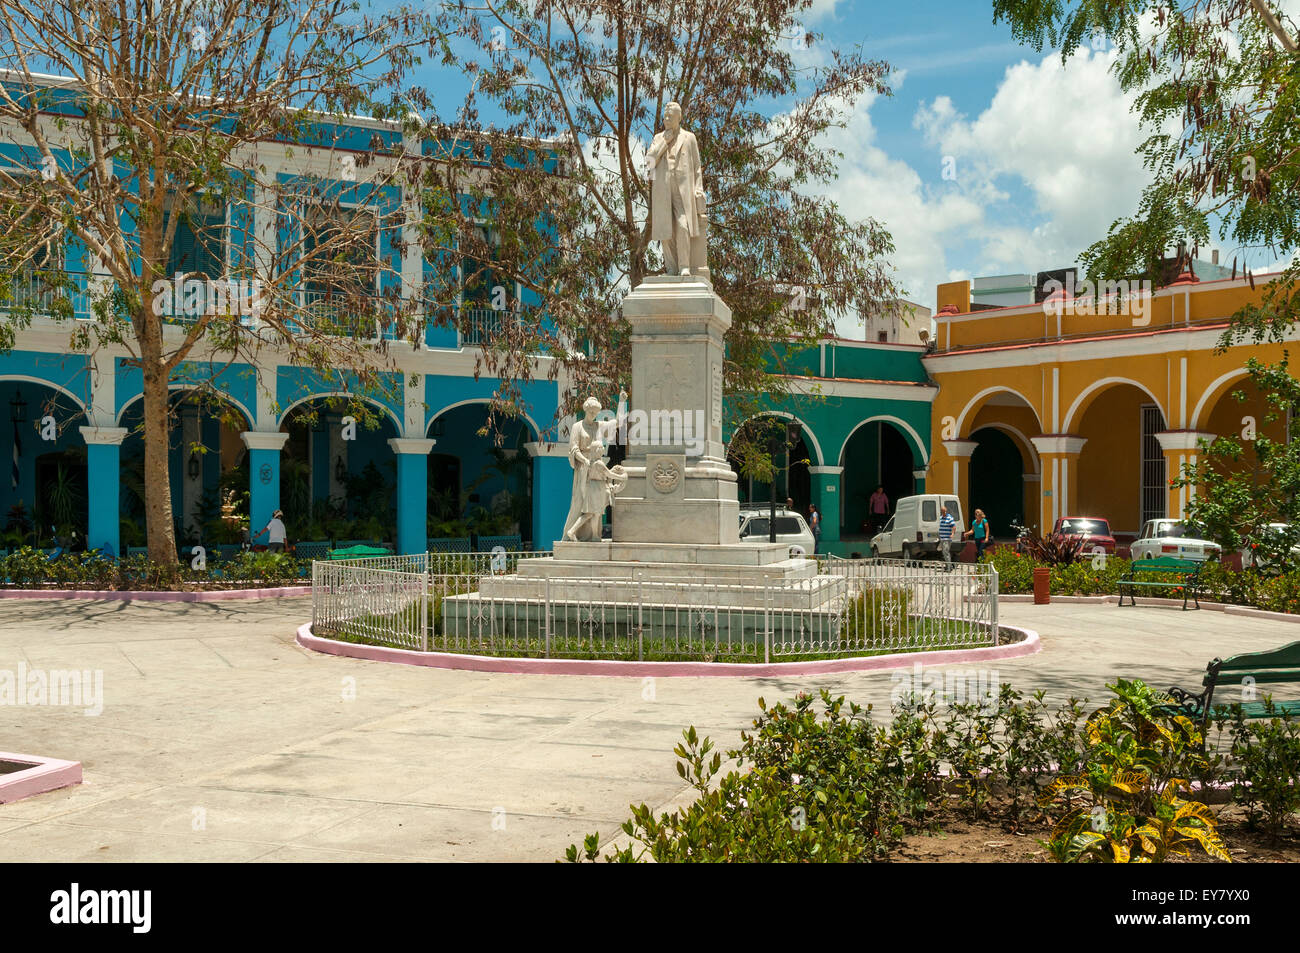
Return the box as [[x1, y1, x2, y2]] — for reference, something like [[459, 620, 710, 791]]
[[257, 509, 288, 553]]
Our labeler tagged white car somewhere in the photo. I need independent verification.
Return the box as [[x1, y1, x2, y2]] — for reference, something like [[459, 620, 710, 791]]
[[1129, 520, 1222, 562], [1241, 523, 1300, 569], [738, 507, 817, 556]]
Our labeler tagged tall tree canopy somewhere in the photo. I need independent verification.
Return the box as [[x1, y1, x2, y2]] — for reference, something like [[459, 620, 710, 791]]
[[416, 0, 902, 444], [0, 0, 442, 561]]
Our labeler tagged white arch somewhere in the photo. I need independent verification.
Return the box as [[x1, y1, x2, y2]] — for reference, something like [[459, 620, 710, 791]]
[[428, 398, 542, 441], [1062, 377, 1166, 433], [278, 391, 403, 434], [838, 415, 930, 466], [0, 375, 90, 416], [1191, 368, 1251, 431], [115, 385, 255, 430], [968, 421, 1040, 474], [955, 385, 1041, 437], [727, 411, 825, 466]]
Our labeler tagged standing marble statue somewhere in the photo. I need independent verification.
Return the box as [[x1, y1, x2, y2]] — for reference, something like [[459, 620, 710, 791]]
[[647, 102, 709, 282], [562, 392, 629, 542]]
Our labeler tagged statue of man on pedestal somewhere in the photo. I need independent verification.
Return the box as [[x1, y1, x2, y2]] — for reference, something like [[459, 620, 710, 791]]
[[647, 102, 709, 282]]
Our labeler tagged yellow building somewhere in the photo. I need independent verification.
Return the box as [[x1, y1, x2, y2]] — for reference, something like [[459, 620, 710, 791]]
[[923, 270, 1292, 540]]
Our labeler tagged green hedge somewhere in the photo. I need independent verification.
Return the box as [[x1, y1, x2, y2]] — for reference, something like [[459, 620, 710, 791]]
[[0, 547, 308, 591], [983, 548, 1300, 613]]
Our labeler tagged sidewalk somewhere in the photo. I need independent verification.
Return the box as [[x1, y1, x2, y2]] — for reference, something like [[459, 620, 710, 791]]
[[0, 596, 1288, 861]]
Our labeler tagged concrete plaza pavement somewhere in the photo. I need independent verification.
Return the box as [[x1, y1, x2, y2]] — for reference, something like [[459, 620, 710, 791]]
[[0, 595, 1294, 862]]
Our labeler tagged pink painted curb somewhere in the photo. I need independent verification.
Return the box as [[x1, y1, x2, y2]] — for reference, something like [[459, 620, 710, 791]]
[[0, 585, 311, 602], [0, 751, 82, 803], [296, 622, 1041, 677], [999, 593, 1300, 623]]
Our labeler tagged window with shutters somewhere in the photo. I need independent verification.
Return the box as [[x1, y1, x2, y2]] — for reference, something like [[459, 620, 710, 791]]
[[166, 196, 225, 279], [301, 204, 377, 299], [458, 222, 517, 345]]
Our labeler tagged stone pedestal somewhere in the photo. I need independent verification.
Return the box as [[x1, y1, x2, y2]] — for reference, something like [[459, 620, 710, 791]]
[[612, 275, 739, 546], [517, 540, 817, 583], [476, 276, 835, 611]]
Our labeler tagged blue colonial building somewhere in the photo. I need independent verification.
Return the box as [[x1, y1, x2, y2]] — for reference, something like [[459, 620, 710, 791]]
[[1, 78, 935, 559]]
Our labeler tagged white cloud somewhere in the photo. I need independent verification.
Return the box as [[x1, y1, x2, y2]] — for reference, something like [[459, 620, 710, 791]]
[[798, 43, 1168, 326], [914, 46, 1153, 274], [805, 96, 983, 335]]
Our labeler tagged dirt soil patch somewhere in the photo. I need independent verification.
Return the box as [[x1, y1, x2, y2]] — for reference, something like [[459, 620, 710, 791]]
[[896, 805, 1300, 862]]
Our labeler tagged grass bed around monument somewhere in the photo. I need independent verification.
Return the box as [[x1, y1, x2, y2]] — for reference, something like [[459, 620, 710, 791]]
[[316, 610, 1000, 661]]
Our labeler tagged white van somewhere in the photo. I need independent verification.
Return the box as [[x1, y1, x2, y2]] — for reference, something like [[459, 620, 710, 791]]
[[869, 494, 965, 560]]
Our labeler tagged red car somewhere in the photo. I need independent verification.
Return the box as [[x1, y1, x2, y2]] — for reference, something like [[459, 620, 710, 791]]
[[1051, 516, 1116, 554]]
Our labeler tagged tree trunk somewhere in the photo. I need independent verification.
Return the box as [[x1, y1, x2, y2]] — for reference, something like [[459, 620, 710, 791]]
[[139, 339, 178, 566]]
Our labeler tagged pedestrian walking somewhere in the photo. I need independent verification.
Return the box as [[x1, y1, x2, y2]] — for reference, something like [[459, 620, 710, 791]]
[[256, 509, 288, 553], [938, 504, 956, 571], [868, 485, 890, 535], [964, 508, 990, 560], [808, 503, 821, 554]]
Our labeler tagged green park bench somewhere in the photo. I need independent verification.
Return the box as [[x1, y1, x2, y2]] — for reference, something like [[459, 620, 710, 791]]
[[1117, 556, 1206, 610], [1163, 641, 1300, 732]]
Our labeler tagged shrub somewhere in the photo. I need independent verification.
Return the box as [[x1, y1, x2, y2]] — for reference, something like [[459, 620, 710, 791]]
[[840, 586, 911, 643], [1050, 557, 1129, 596], [1220, 701, 1300, 839], [1038, 679, 1228, 863], [1, 547, 55, 587], [566, 692, 910, 862], [1022, 533, 1086, 565], [982, 547, 1032, 592], [562, 680, 1286, 863]]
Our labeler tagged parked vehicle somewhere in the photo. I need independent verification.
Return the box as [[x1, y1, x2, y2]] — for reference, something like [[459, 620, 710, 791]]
[[1051, 516, 1116, 555], [869, 494, 964, 560], [1129, 520, 1222, 562], [1241, 523, 1300, 570], [738, 507, 816, 556]]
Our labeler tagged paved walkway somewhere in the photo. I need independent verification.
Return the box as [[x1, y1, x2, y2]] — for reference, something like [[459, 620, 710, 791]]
[[0, 596, 1294, 861]]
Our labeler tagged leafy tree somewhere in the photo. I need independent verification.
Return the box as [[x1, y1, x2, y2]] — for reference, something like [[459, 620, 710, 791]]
[[0, 0, 444, 562], [1178, 357, 1300, 569], [415, 0, 901, 454], [992, 1, 1300, 303]]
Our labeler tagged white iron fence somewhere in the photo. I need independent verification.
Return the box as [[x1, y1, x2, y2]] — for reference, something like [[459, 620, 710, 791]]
[[311, 552, 999, 661], [312, 558, 429, 650]]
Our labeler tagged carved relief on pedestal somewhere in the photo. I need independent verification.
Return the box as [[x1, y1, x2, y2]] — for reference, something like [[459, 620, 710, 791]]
[[651, 458, 681, 493]]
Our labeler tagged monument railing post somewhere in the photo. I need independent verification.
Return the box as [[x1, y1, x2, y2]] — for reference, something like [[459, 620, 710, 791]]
[[763, 585, 771, 664], [544, 577, 552, 659]]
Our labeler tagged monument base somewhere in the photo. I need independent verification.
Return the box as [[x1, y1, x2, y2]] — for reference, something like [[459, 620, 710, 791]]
[[514, 540, 816, 583]]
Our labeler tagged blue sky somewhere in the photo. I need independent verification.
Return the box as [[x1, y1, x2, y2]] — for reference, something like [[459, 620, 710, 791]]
[[403, 0, 1292, 321]]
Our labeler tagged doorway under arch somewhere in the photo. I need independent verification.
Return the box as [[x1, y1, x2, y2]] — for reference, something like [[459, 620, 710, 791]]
[[840, 420, 914, 537], [968, 427, 1025, 539]]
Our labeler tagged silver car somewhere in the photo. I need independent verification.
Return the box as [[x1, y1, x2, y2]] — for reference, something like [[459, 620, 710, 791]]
[[1129, 520, 1222, 562], [738, 507, 817, 557]]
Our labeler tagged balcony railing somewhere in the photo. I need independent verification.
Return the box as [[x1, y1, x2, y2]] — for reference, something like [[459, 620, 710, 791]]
[[1, 271, 536, 348], [0, 271, 94, 320]]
